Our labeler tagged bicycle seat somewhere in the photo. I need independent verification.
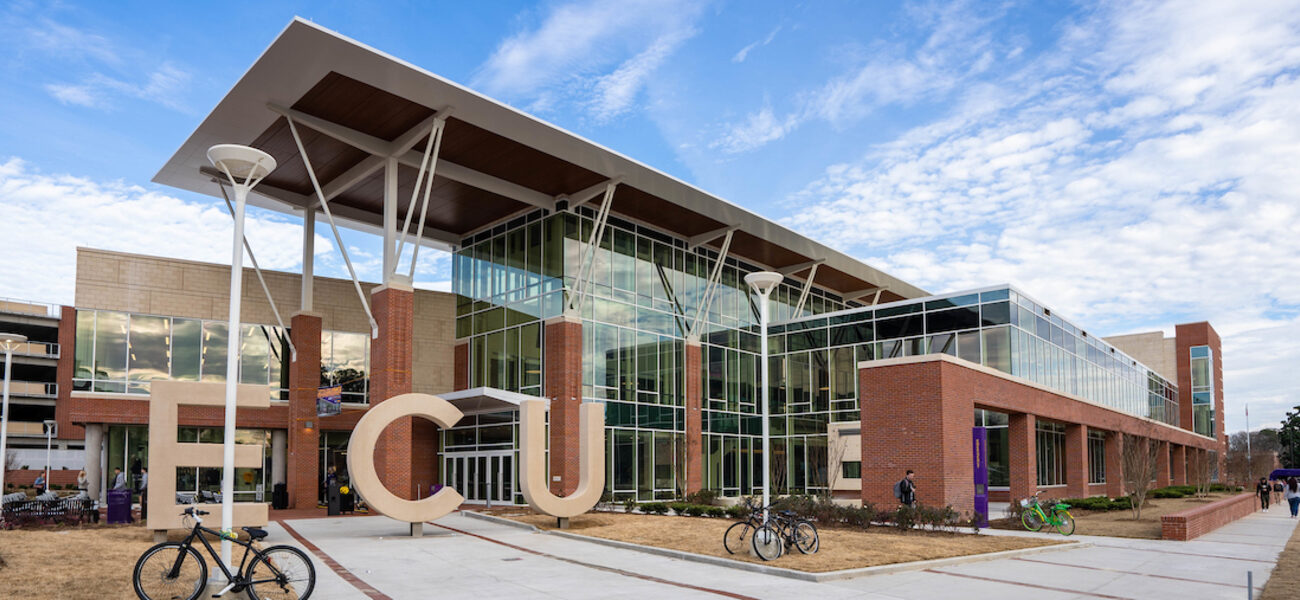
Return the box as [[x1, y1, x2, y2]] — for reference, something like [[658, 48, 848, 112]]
[[241, 526, 268, 541]]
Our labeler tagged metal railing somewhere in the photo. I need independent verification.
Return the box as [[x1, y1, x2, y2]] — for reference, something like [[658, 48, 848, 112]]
[[5, 341, 60, 359], [0, 296, 62, 319], [5, 381, 58, 398]]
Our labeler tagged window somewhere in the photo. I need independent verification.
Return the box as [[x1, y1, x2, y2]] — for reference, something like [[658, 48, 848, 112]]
[[1036, 421, 1066, 486], [842, 461, 861, 479], [1190, 346, 1214, 437], [1088, 431, 1106, 484]]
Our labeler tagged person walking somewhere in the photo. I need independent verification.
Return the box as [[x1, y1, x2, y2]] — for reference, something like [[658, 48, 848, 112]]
[[112, 467, 127, 490], [76, 469, 88, 493], [894, 469, 918, 508], [1285, 477, 1300, 518], [1256, 477, 1271, 511], [33, 473, 46, 495], [1273, 478, 1284, 506], [139, 467, 149, 520]]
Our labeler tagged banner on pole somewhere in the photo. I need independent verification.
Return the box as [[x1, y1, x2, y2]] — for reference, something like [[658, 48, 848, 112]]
[[317, 385, 342, 417]]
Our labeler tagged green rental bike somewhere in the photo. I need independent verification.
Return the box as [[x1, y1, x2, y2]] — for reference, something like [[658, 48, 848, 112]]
[[1019, 491, 1075, 535]]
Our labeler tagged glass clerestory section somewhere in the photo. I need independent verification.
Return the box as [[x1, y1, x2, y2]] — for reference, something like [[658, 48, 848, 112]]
[[772, 284, 1180, 428], [453, 207, 857, 500], [1190, 345, 1214, 437]]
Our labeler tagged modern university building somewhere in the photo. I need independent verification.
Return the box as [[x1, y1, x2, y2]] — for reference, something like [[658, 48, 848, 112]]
[[9, 19, 1225, 515]]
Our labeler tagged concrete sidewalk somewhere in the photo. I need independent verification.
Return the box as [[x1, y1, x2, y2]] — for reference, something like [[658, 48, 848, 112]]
[[266, 507, 1296, 599]]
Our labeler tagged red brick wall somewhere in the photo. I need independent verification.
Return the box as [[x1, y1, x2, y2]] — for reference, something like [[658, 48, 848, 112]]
[[1171, 444, 1187, 486], [1105, 431, 1126, 498], [5, 469, 80, 487], [370, 285, 421, 500], [453, 342, 469, 391], [288, 312, 322, 509], [1175, 322, 1226, 476], [1161, 492, 1255, 540], [54, 305, 84, 441], [1156, 441, 1172, 488], [858, 356, 1222, 513], [544, 317, 582, 496], [1064, 423, 1089, 498], [684, 342, 702, 494], [858, 361, 974, 510]]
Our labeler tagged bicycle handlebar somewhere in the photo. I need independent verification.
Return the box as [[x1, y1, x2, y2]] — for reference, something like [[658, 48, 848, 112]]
[[182, 507, 210, 517]]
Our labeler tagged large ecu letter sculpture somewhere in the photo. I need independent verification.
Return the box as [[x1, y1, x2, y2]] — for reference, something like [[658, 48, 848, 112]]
[[147, 381, 270, 533], [348, 393, 605, 525]]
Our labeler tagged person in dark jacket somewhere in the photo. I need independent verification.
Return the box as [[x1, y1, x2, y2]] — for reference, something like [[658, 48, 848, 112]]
[[894, 470, 917, 507], [1257, 477, 1271, 511]]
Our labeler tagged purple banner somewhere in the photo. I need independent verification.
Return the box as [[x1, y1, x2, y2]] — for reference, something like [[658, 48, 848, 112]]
[[972, 426, 989, 527]]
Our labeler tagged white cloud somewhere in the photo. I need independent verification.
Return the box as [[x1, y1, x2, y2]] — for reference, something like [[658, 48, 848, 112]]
[[0, 158, 322, 304], [715, 1, 1005, 153], [777, 0, 1300, 431], [45, 62, 192, 112], [472, 0, 706, 120], [732, 25, 781, 63]]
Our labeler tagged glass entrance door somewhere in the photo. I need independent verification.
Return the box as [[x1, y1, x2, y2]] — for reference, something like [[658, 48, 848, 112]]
[[443, 452, 514, 505]]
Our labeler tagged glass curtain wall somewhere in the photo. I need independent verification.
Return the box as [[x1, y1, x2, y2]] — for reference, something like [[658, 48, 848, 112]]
[[73, 309, 368, 402], [772, 285, 1180, 427], [453, 208, 852, 500], [1036, 421, 1067, 486], [1088, 430, 1107, 484], [975, 409, 1010, 488], [1190, 346, 1214, 437]]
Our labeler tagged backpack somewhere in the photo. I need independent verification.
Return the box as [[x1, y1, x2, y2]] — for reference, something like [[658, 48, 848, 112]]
[[893, 480, 903, 500]]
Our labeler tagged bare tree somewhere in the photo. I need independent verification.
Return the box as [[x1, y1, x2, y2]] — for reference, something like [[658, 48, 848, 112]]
[[821, 439, 850, 501], [1122, 433, 1161, 520], [1189, 449, 1213, 498]]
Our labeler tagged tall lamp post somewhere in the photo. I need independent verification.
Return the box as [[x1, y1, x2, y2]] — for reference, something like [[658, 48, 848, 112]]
[[0, 332, 27, 513], [745, 272, 783, 524], [207, 144, 276, 572], [43, 419, 56, 490]]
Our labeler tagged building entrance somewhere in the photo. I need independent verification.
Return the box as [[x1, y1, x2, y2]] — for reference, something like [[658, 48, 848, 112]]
[[443, 451, 514, 505]]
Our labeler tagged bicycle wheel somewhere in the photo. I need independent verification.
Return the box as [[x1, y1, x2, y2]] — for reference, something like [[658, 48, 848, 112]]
[[244, 545, 316, 600], [1053, 510, 1076, 536], [793, 521, 819, 554], [133, 542, 207, 600], [751, 525, 783, 561], [1021, 508, 1044, 532], [723, 521, 754, 554]]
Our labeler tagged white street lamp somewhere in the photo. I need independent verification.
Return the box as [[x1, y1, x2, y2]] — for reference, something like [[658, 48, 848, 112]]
[[745, 271, 783, 525], [43, 419, 56, 492], [208, 144, 276, 572], [0, 332, 28, 515]]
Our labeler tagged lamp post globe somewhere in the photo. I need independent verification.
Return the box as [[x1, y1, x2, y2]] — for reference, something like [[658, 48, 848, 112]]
[[745, 271, 783, 525], [207, 144, 275, 572], [0, 332, 28, 513]]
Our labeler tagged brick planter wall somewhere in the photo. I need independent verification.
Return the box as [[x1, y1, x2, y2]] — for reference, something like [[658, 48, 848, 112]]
[[1161, 492, 1256, 541]]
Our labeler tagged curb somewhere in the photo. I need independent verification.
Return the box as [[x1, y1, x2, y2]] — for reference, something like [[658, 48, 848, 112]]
[[461, 511, 1091, 582]]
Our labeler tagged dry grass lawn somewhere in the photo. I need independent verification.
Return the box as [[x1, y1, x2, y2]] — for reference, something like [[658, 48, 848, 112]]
[[1260, 518, 1300, 600], [0, 524, 273, 599], [508, 511, 1063, 573], [991, 492, 1235, 539]]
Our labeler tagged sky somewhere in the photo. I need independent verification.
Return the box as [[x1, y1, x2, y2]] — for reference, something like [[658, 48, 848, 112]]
[[0, 0, 1297, 433]]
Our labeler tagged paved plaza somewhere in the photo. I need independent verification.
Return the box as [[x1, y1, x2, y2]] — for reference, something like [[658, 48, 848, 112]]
[[257, 508, 1296, 599]]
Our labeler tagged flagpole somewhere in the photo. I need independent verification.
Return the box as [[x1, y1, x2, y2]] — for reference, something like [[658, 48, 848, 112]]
[[1246, 403, 1252, 482]]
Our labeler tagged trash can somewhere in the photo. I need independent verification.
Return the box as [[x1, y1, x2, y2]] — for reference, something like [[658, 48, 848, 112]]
[[107, 489, 132, 524], [327, 482, 340, 516], [272, 483, 288, 510]]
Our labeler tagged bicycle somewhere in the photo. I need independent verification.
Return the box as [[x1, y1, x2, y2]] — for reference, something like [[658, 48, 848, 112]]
[[1019, 491, 1075, 535], [722, 498, 764, 554], [132, 507, 316, 600], [750, 509, 819, 561]]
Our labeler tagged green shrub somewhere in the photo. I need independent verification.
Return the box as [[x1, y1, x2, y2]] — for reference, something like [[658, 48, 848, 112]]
[[642, 502, 669, 515], [890, 505, 918, 530], [622, 498, 638, 513], [725, 504, 750, 519], [706, 506, 727, 518], [668, 502, 691, 515], [684, 505, 706, 517], [684, 489, 719, 506]]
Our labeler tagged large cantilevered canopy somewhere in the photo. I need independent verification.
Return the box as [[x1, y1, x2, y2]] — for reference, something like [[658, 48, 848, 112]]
[[154, 18, 927, 302]]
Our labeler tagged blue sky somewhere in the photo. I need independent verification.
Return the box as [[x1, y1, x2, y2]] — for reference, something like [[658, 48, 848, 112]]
[[1, 0, 1298, 433]]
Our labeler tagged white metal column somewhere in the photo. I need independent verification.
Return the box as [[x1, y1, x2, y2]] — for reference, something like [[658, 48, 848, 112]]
[[301, 209, 315, 313], [383, 157, 399, 284]]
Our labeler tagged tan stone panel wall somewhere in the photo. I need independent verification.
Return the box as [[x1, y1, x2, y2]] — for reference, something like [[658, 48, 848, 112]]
[[74, 248, 456, 384], [1104, 330, 1177, 382]]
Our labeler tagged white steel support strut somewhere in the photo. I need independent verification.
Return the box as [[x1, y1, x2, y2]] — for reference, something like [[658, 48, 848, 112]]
[[568, 182, 618, 314], [215, 182, 298, 362], [393, 116, 449, 281], [687, 229, 736, 341], [286, 115, 380, 338], [791, 263, 820, 318]]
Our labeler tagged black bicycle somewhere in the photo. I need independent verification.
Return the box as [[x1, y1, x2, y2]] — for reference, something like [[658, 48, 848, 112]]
[[751, 509, 819, 561], [723, 498, 765, 554], [132, 507, 316, 600]]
